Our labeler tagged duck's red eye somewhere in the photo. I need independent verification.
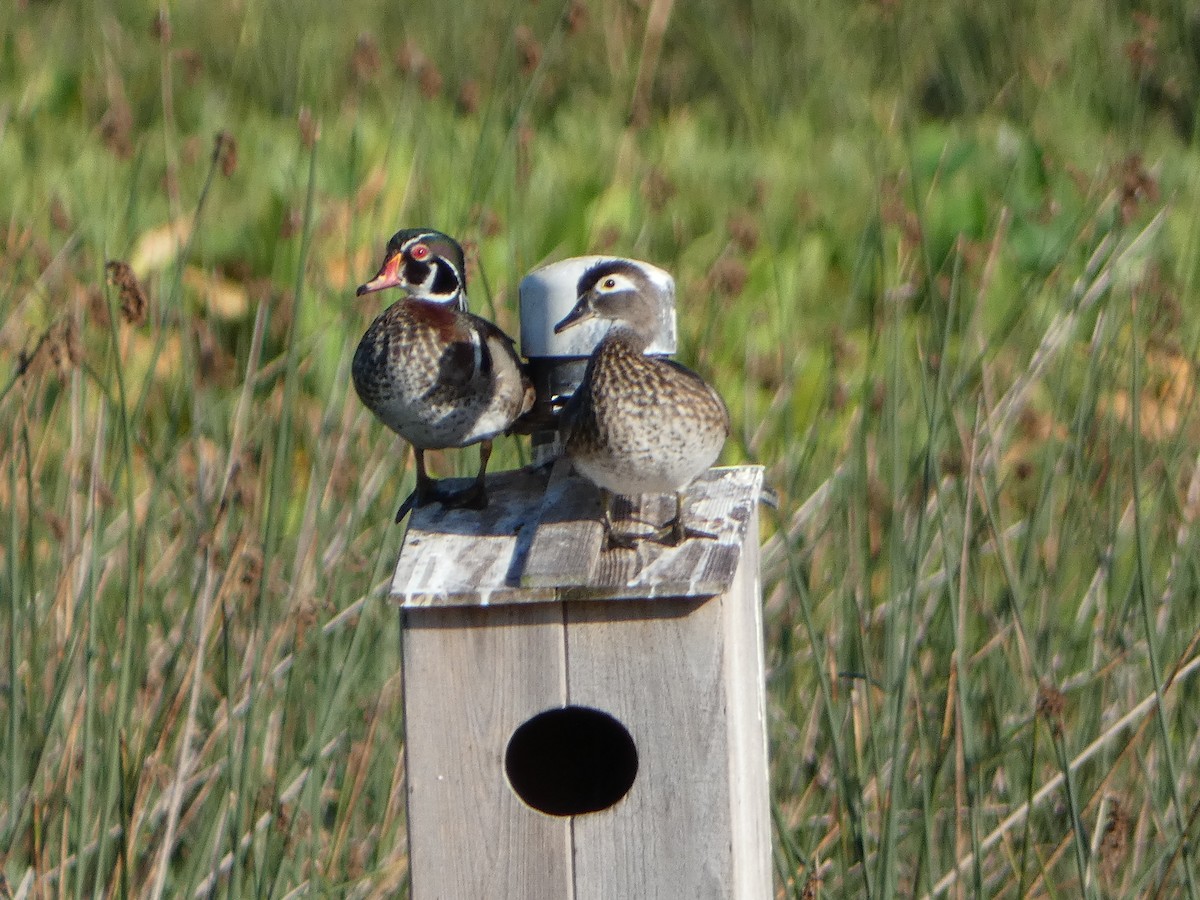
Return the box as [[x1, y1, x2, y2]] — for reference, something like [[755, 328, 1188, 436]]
[[410, 244, 430, 260], [603, 277, 617, 289]]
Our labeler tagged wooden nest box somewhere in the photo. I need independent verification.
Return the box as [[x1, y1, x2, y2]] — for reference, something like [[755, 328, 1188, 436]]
[[391, 462, 771, 898]]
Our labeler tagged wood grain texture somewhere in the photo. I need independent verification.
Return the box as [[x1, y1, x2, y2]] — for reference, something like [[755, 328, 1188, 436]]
[[391, 468, 558, 607], [722, 508, 772, 898], [402, 603, 572, 900], [523, 466, 762, 599], [564, 597, 734, 899], [516, 458, 607, 586], [391, 464, 764, 607]]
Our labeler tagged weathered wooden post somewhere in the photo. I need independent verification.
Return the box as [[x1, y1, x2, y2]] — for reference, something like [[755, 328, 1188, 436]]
[[391, 259, 771, 899]]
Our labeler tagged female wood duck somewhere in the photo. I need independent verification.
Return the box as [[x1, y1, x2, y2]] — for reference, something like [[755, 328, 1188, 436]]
[[554, 259, 730, 548], [353, 228, 534, 519]]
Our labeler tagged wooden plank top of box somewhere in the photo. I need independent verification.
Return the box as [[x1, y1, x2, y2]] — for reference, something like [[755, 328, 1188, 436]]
[[390, 463, 763, 608]]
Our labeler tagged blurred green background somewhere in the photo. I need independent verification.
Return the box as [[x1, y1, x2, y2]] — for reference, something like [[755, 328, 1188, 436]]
[[4, 0, 1200, 896]]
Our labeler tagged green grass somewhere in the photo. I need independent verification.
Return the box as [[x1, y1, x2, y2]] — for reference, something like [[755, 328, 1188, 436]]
[[4, 0, 1200, 896]]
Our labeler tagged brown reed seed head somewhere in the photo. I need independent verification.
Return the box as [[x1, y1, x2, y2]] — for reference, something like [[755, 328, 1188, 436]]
[[297, 107, 318, 149], [393, 39, 424, 76], [419, 62, 443, 99], [641, 166, 675, 212], [456, 80, 481, 116], [150, 9, 171, 43], [515, 25, 541, 76], [105, 260, 148, 326], [100, 101, 134, 159], [177, 48, 203, 85], [1099, 798, 1130, 883], [1124, 13, 1160, 74], [17, 318, 82, 380], [49, 196, 72, 232], [800, 868, 822, 899], [86, 285, 110, 327], [564, 0, 588, 34], [1035, 682, 1066, 732], [350, 33, 381, 84], [710, 256, 749, 298], [214, 131, 238, 177], [727, 210, 760, 253], [1115, 153, 1159, 224]]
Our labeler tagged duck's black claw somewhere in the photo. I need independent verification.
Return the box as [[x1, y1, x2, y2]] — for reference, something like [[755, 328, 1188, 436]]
[[395, 489, 420, 523], [681, 524, 719, 543], [603, 528, 640, 551], [650, 518, 718, 547]]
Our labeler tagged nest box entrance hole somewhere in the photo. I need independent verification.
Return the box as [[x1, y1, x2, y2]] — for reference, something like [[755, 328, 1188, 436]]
[[504, 706, 638, 816]]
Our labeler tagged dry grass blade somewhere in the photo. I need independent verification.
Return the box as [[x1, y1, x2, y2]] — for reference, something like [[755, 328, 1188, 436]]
[[191, 733, 347, 898], [628, 0, 675, 126], [146, 542, 221, 900], [987, 208, 1166, 448], [926, 647, 1200, 898]]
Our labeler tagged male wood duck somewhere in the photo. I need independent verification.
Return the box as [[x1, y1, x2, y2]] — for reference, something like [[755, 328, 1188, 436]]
[[554, 259, 730, 548], [353, 228, 534, 519]]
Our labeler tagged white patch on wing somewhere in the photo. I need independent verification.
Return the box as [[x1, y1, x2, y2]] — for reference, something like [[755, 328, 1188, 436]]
[[468, 327, 483, 376]]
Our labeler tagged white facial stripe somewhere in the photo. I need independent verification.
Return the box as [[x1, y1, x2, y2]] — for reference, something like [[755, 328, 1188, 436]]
[[596, 272, 638, 293], [402, 235, 432, 255], [416, 264, 437, 292]]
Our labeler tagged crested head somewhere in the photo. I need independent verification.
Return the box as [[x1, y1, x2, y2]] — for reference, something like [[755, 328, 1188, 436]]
[[553, 258, 664, 350], [357, 227, 468, 311]]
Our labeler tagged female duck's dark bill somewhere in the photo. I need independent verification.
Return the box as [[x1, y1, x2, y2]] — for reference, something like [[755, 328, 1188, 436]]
[[554, 298, 595, 334], [357, 252, 403, 296]]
